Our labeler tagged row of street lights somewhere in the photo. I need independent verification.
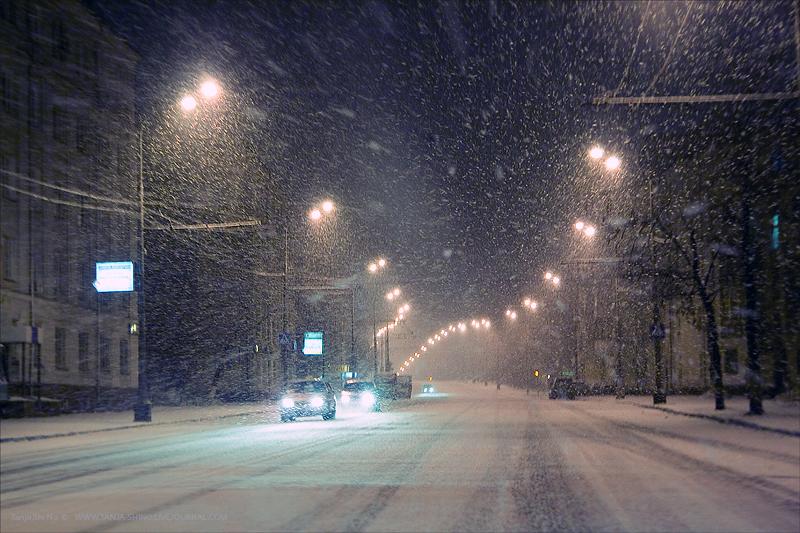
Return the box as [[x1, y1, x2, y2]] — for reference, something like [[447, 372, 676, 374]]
[[398, 318, 491, 373]]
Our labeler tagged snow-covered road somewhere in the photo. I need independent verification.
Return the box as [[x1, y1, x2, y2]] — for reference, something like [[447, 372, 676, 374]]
[[1, 382, 798, 532]]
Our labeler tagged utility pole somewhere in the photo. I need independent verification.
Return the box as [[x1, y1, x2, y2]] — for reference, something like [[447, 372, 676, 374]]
[[372, 306, 378, 378], [281, 223, 289, 388], [133, 128, 151, 422], [650, 173, 667, 404]]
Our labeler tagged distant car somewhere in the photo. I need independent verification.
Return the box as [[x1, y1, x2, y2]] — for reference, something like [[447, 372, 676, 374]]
[[340, 381, 381, 411], [279, 380, 336, 421], [549, 378, 577, 400], [422, 383, 435, 394]]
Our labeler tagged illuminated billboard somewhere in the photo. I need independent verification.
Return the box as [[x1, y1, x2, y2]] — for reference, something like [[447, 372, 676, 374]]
[[303, 331, 323, 356], [93, 261, 134, 293]]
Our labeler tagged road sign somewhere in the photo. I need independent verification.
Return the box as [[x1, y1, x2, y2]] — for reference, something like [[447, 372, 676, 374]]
[[93, 261, 134, 293], [303, 331, 323, 356], [650, 323, 666, 340], [278, 332, 292, 346]]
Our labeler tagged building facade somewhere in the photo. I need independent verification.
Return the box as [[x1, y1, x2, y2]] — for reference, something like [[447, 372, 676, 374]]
[[1, 0, 139, 411]]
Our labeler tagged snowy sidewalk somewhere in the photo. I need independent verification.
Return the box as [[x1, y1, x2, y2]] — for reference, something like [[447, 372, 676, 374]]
[[0, 403, 273, 442], [627, 394, 800, 436]]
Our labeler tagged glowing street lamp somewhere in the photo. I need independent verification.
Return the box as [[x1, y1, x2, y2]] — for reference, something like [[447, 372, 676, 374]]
[[321, 199, 335, 214], [199, 79, 220, 99], [574, 220, 585, 231], [584, 225, 597, 238], [605, 155, 621, 171], [377, 258, 387, 268], [180, 94, 198, 112], [309, 208, 322, 221], [552, 276, 561, 286], [544, 271, 553, 280], [589, 146, 605, 160]]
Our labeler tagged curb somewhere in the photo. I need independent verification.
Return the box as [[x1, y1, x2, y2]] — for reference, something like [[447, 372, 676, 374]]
[[631, 402, 800, 437], [0, 409, 268, 443]]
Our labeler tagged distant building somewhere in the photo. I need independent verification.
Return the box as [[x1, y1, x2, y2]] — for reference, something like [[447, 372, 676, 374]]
[[0, 0, 139, 411]]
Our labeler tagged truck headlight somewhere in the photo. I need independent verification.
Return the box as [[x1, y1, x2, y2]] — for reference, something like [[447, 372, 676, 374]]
[[310, 396, 324, 408], [281, 397, 295, 408]]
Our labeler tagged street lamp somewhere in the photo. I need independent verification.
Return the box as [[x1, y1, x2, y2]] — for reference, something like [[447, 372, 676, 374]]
[[584, 225, 597, 238], [199, 79, 221, 99], [544, 271, 553, 280], [309, 208, 322, 221], [589, 146, 605, 160], [180, 95, 197, 112], [321, 199, 335, 214], [605, 155, 621, 171]]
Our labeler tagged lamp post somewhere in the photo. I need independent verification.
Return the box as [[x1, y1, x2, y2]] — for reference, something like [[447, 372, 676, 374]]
[[133, 78, 223, 422], [367, 258, 388, 378]]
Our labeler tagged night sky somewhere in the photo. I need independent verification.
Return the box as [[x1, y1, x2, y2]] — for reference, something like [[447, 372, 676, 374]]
[[86, 0, 797, 360]]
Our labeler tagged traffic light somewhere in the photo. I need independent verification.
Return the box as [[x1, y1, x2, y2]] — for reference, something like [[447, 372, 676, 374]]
[[534, 369, 539, 378]]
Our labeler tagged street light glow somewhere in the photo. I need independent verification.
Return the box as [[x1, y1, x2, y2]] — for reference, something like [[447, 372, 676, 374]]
[[552, 276, 561, 286], [378, 258, 387, 267], [309, 208, 322, 221], [393, 288, 401, 297], [368, 263, 378, 272], [589, 146, 605, 160], [584, 225, 597, 237], [321, 199, 335, 213], [199, 79, 220, 99], [180, 94, 197, 112], [510, 311, 518, 320], [574, 220, 585, 231], [605, 155, 621, 171]]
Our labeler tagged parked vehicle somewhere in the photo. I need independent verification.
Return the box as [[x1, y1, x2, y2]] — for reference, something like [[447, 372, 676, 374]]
[[549, 378, 577, 400], [374, 372, 412, 399]]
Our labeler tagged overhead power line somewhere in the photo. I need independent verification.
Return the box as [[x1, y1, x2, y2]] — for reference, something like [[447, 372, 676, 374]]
[[592, 91, 800, 105], [1, 169, 137, 206], [0, 182, 137, 215]]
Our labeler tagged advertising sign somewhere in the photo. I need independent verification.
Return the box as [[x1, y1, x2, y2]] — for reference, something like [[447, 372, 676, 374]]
[[93, 261, 134, 293], [302, 331, 323, 356]]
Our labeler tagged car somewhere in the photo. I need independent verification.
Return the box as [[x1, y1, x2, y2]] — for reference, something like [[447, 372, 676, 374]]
[[549, 377, 577, 400], [340, 381, 381, 411], [422, 383, 435, 394], [279, 380, 337, 422]]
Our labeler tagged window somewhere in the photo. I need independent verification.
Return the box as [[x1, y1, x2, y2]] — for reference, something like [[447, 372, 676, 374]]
[[724, 348, 739, 375], [2, 235, 18, 281], [52, 107, 69, 143], [100, 336, 110, 373], [771, 214, 780, 250], [55, 327, 67, 370], [78, 332, 90, 372], [119, 339, 129, 375], [0, 72, 18, 116]]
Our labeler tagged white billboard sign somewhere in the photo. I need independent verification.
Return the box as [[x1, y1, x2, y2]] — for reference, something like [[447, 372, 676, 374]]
[[93, 261, 134, 293]]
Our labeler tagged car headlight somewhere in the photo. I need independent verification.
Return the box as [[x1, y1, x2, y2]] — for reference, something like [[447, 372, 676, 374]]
[[360, 391, 375, 406], [310, 396, 324, 408], [281, 397, 295, 408]]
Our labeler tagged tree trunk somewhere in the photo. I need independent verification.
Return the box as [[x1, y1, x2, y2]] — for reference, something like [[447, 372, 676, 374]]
[[701, 295, 725, 410], [690, 231, 724, 410], [741, 169, 764, 414]]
